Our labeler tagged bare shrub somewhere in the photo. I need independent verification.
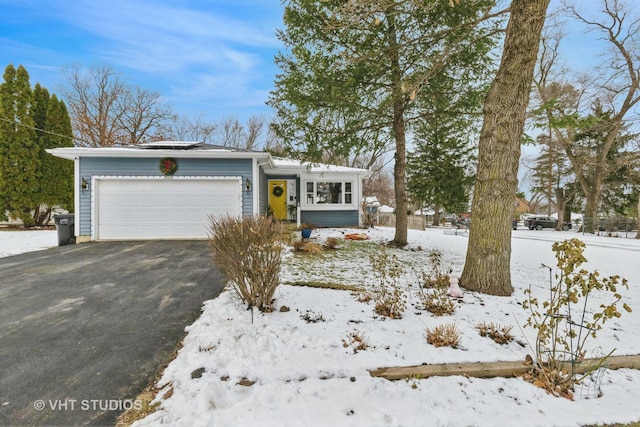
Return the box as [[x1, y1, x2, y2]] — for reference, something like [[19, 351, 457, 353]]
[[208, 215, 283, 311], [291, 239, 305, 252], [370, 245, 407, 319], [324, 237, 340, 250], [419, 287, 456, 316], [522, 238, 632, 398], [425, 323, 461, 348], [475, 322, 514, 345], [300, 311, 326, 323], [415, 251, 456, 316], [302, 242, 323, 254], [342, 330, 371, 353]]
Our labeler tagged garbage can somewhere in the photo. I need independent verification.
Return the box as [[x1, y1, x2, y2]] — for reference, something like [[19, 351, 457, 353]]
[[53, 214, 76, 246]]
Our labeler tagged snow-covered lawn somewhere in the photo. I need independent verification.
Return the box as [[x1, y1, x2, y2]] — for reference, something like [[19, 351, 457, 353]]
[[2, 227, 639, 426]]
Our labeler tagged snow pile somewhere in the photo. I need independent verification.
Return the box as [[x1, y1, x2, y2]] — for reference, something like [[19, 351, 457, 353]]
[[0, 229, 57, 257]]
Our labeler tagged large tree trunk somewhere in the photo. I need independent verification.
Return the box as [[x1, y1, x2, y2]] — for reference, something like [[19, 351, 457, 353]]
[[636, 197, 640, 239], [554, 187, 566, 231], [461, 0, 550, 296], [583, 183, 601, 234], [386, 5, 408, 246]]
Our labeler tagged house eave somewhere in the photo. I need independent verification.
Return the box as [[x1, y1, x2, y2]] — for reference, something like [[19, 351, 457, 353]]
[[46, 147, 271, 161]]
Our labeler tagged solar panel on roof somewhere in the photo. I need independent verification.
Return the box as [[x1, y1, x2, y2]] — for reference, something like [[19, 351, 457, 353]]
[[138, 141, 203, 149]]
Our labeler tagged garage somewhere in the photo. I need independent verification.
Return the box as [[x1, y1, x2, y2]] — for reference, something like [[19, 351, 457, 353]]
[[94, 177, 242, 240]]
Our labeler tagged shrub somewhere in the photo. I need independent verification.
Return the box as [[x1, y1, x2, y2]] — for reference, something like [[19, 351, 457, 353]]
[[369, 245, 406, 319], [208, 215, 283, 312], [324, 237, 340, 250], [522, 238, 632, 398], [419, 286, 456, 316], [421, 250, 451, 288], [425, 322, 461, 348], [415, 250, 456, 315], [342, 330, 371, 353], [475, 322, 513, 345]]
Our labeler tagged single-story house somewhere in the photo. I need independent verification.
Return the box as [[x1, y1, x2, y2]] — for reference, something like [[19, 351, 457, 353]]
[[48, 141, 371, 242]]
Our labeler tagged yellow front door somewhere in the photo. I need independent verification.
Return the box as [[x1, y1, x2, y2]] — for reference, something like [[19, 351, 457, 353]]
[[269, 180, 287, 220]]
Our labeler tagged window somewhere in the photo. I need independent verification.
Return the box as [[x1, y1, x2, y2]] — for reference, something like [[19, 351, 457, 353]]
[[305, 181, 353, 205]]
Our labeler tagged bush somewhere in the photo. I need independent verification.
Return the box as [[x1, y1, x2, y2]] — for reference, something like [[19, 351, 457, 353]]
[[369, 245, 406, 319], [208, 215, 283, 312], [324, 237, 340, 250], [475, 322, 514, 345], [522, 238, 632, 398], [425, 322, 461, 348]]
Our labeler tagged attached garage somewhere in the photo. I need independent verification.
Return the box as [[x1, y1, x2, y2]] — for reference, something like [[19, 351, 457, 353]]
[[94, 177, 242, 240]]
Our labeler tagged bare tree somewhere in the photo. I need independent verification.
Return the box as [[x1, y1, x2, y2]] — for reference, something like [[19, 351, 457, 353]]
[[60, 64, 171, 146], [118, 86, 172, 145]]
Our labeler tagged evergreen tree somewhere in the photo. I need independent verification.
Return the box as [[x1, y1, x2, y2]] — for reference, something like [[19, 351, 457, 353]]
[[32, 94, 74, 225], [0, 64, 39, 224], [269, 0, 502, 245]]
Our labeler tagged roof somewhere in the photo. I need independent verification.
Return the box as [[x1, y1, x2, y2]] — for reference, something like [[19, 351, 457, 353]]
[[269, 157, 371, 176], [46, 143, 371, 177], [47, 142, 271, 161]]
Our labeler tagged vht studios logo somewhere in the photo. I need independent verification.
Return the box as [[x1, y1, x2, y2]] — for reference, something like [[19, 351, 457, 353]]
[[34, 399, 142, 411]]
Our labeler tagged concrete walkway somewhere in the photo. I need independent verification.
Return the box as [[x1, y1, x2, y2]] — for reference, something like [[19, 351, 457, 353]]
[[0, 240, 224, 426]]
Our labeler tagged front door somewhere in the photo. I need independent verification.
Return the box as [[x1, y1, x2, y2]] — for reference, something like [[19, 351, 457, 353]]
[[268, 180, 287, 220]]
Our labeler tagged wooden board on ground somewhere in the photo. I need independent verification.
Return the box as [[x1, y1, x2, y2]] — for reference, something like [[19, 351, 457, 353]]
[[369, 355, 640, 381]]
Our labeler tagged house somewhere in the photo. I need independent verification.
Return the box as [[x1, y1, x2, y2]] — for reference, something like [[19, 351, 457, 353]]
[[47, 141, 371, 242], [514, 197, 531, 215]]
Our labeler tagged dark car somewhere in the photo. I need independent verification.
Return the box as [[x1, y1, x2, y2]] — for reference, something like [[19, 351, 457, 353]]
[[524, 216, 572, 231], [455, 218, 471, 228]]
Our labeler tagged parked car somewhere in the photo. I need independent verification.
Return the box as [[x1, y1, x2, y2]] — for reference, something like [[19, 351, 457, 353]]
[[454, 218, 471, 228], [524, 216, 572, 231]]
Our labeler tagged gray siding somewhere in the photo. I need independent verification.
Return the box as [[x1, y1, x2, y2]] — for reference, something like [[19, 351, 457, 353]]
[[300, 210, 359, 227], [79, 157, 253, 236]]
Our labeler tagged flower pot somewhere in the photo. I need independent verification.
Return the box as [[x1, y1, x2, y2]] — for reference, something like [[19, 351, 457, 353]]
[[301, 228, 312, 239]]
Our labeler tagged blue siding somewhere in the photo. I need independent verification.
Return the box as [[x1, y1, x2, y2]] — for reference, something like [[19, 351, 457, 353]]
[[300, 210, 359, 227], [79, 157, 253, 236], [258, 167, 268, 216]]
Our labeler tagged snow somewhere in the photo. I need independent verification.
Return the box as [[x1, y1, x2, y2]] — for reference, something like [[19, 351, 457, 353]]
[[0, 229, 57, 257], [2, 227, 640, 426]]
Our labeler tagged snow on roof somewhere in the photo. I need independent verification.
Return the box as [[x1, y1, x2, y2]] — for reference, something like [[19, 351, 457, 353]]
[[270, 157, 370, 174]]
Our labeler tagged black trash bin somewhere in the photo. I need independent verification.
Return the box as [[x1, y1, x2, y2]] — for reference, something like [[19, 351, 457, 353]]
[[53, 214, 76, 246]]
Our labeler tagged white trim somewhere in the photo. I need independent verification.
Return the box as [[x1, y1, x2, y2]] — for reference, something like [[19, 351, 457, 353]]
[[301, 178, 356, 211], [91, 175, 242, 240], [252, 158, 259, 215], [48, 147, 270, 161], [74, 159, 80, 237]]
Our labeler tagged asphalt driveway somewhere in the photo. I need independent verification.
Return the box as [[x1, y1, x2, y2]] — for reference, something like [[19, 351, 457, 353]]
[[0, 240, 224, 426]]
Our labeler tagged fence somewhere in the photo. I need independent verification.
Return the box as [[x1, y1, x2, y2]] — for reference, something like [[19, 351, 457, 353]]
[[376, 213, 426, 230], [579, 217, 638, 239]]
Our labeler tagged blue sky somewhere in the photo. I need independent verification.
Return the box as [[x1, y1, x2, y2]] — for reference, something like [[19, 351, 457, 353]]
[[0, 0, 606, 126], [0, 0, 284, 122]]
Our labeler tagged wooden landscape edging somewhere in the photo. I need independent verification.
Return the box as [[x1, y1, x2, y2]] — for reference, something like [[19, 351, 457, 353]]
[[369, 355, 640, 381]]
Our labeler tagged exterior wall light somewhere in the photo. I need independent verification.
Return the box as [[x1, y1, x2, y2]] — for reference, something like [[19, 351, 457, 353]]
[[245, 178, 252, 191], [81, 177, 89, 192]]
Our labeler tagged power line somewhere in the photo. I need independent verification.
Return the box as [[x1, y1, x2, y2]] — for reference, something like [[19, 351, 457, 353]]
[[0, 116, 77, 142]]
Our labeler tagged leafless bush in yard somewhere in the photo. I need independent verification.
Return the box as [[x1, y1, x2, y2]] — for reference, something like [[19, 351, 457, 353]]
[[425, 322, 461, 348], [208, 215, 283, 312]]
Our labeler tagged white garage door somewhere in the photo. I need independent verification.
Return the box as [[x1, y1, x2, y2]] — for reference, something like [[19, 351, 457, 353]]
[[95, 178, 242, 240]]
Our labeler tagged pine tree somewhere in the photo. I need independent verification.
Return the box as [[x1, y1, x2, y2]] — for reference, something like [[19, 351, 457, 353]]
[[269, 0, 502, 246], [0, 64, 39, 224]]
